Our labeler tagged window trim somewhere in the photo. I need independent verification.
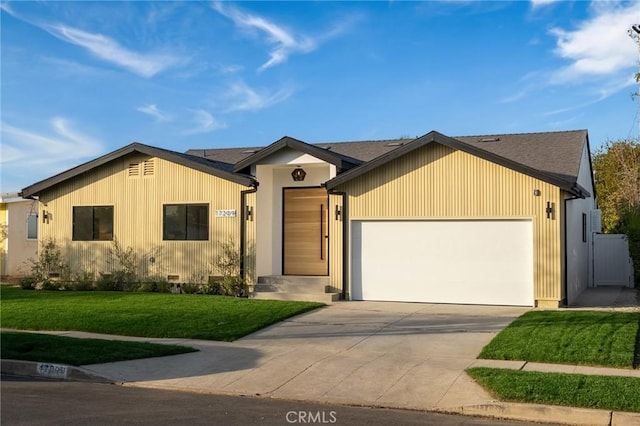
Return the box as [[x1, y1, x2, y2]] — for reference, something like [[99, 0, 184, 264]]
[[72, 205, 114, 241], [162, 203, 209, 241]]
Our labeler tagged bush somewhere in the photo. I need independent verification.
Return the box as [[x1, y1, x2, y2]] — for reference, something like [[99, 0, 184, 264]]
[[95, 273, 121, 291], [27, 238, 69, 286], [41, 280, 61, 291], [19, 276, 37, 290], [221, 275, 247, 297], [138, 276, 171, 293], [67, 271, 95, 291], [107, 238, 139, 288], [180, 282, 202, 294], [615, 207, 640, 285], [203, 279, 225, 295]]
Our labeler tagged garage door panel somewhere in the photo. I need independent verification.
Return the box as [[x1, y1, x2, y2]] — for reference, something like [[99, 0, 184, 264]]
[[351, 220, 533, 306]]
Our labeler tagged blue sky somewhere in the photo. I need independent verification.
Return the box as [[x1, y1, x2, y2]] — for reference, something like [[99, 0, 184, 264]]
[[2, 1, 640, 193]]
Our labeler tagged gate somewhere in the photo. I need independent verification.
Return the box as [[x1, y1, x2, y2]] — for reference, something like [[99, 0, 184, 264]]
[[593, 234, 634, 287]]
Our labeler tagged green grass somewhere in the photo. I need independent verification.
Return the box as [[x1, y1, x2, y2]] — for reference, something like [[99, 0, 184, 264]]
[[479, 310, 640, 368], [0, 287, 324, 341], [468, 368, 640, 413], [1, 332, 197, 366]]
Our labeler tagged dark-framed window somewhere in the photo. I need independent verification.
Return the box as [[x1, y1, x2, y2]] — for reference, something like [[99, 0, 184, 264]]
[[73, 206, 113, 241], [582, 213, 587, 243], [163, 204, 209, 241]]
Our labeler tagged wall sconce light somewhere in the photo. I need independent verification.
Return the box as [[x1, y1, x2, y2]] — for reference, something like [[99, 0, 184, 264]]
[[245, 205, 253, 221], [42, 210, 50, 224], [291, 167, 306, 182], [546, 201, 554, 219], [533, 189, 541, 196], [149, 256, 156, 264], [335, 205, 342, 220]]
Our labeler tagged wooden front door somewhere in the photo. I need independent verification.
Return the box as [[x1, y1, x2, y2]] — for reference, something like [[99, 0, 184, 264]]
[[283, 188, 329, 276]]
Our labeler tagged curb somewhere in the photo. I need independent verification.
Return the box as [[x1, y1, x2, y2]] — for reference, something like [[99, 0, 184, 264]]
[[440, 402, 640, 426], [1, 359, 115, 384]]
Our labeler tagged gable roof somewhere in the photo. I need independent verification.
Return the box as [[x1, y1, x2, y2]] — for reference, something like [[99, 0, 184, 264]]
[[232, 136, 363, 174], [20, 142, 256, 198], [324, 130, 591, 197]]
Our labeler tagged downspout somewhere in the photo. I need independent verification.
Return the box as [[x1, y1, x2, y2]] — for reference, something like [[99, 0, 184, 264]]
[[240, 187, 257, 283], [328, 189, 348, 301]]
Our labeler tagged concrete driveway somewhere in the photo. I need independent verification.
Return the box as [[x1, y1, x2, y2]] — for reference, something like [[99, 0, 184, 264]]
[[84, 301, 528, 411]]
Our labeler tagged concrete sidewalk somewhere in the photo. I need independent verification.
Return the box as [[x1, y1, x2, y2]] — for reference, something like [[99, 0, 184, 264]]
[[2, 300, 640, 425]]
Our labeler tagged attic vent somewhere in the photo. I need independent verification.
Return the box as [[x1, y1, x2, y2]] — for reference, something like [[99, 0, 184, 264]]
[[243, 149, 260, 154], [143, 159, 155, 176], [479, 137, 500, 142], [320, 146, 332, 150], [386, 142, 404, 147], [128, 163, 140, 177]]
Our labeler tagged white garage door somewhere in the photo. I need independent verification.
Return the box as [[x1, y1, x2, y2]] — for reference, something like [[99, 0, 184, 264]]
[[351, 220, 534, 306]]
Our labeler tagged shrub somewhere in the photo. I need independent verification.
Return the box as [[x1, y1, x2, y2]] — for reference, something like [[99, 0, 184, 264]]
[[41, 280, 61, 291], [95, 273, 121, 291], [68, 270, 95, 291], [180, 282, 201, 294], [106, 238, 138, 288], [19, 276, 37, 290], [203, 279, 225, 295], [28, 238, 69, 286], [138, 276, 171, 293], [210, 240, 248, 297]]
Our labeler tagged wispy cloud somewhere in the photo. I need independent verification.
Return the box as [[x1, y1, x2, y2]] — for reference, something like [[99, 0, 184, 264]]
[[1, 118, 105, 191], [223, 80, 293, 112], [44, 25, 182, 78], [2, 4, 183, 78], [1, 118, 103, 165], [137, 104, 170, 122], [549, 2, 640, 82], [183, 110, 225, 135], [212, 2, 355, 72], [530, 0, 562, 9], [212, 1, 314, 71]]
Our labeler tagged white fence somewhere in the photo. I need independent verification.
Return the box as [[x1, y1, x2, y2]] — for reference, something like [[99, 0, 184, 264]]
[[593, 234, 634, 287]]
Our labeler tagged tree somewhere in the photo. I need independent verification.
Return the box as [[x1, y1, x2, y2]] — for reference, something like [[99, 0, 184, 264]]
[[592, 139, 640, 232]]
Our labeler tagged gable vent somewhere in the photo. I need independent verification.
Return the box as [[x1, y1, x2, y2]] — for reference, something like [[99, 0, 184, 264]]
[[479, 137, 500, 142], [143, 159, 155, 176], [128, 163, 140, 177]]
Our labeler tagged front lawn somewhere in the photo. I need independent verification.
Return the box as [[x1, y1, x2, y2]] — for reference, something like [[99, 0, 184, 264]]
[[0, 287, 324, 341], [1, 332, 197, 366], [479, 310, 640, 368], [468, 368, 640, 413]]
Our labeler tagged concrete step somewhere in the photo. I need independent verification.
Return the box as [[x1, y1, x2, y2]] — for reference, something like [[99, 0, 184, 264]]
[[256, 275, 330, 293], [251, 291, 340, 304]]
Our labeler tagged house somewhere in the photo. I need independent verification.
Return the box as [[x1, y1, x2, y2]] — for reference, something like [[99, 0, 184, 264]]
[[0, 193, 39, 279], [20, 129, 596, 307]]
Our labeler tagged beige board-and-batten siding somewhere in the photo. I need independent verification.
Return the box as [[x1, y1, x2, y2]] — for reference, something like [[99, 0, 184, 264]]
[[328, 192, 344, 294], [37, 153, 248, 282], [334, 143, 563, 306]]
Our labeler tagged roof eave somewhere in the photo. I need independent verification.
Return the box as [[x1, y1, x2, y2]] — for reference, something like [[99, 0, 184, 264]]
[[326, 130, 584, 194], [20, 143, 255, 198], [233, 136, 354, 173]]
